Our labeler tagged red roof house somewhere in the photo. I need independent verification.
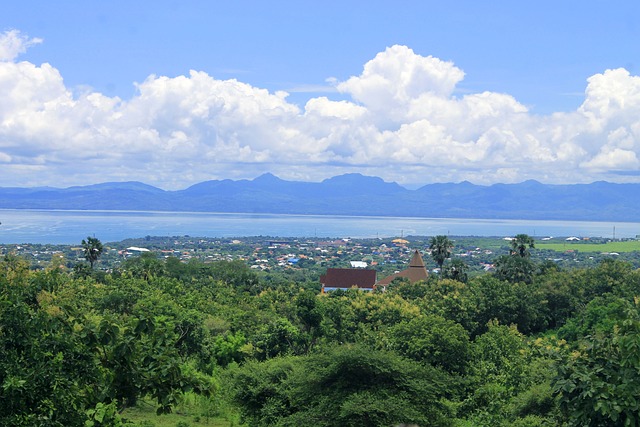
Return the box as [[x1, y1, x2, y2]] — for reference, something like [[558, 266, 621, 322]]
[[320, 268, 377, 292]]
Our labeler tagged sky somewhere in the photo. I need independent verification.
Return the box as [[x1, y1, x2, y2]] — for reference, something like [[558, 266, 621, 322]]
[[1, 1, 640, 190]]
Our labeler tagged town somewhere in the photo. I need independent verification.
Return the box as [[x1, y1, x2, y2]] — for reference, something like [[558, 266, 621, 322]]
[[3, 234, 638, 285]]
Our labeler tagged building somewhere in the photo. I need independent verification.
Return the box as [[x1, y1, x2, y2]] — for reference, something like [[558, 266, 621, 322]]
[[376, 250, 429, 287], [350, 261, 368, 268], [320, 268, 377, 292]]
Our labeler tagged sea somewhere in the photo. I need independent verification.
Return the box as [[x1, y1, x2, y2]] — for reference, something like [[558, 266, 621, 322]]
[[0, 209, 638, 245]]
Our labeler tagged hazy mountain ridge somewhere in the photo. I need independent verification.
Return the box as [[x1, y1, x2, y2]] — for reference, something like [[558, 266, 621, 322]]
[[1, 174, 639, 221]]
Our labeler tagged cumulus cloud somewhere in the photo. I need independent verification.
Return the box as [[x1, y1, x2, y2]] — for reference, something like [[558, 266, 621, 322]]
[[1, 34, 640, 189], [337, 45, 465, 124]]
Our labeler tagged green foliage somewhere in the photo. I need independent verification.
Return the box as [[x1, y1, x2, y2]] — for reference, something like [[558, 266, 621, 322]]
[[460, 322, 560, 425], [510, 382, 556, 420], [418, 278, 478, 333], [536, 258, 640, 330], [0, 275, 97, 425], [211, 331, 249, 367], [386, 314, 470, 374], [5, 237, 640, 426], [469, 322, 531, 394], [225, 356, 297, 426], [82, 236, 104, 269], [510, 234, 535, 258], [443, 258, 469, 283], [385, 277, 431, 299], [292, 289, 323, 353], [227, 344, 453, 427], [0, 257, 214, 425], [293, 289, 322, 334], [558, 294, 629, 341], [85, 401, 124, 427], [430, 235, 454, 270], [494, 254, 535, 284], [204, 260, 262, 294], [469, 275, 547, 335], [121, 252, 166, 280], [252, 317, 303, 360], [554, 300, 640, 426], [78, 312, 211, 414]]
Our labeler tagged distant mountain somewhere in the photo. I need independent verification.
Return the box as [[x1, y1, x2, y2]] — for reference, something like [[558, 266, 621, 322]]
[[0, 174, 639, 222]]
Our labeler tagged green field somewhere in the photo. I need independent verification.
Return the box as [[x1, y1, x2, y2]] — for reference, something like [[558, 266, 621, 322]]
[[536, 240, 640, 253], [122, 407, 236, 427], [121, 396, 238, 427]]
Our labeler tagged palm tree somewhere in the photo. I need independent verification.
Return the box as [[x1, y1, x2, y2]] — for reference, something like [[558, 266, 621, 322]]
[[429, 235, 453, 271], [510, 234, 535, 258], [443, 258, 468, 283], [82, 236, 103, 269]]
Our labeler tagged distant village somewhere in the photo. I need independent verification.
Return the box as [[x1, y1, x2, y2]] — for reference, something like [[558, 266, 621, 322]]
[[2, 234, 638, 284]]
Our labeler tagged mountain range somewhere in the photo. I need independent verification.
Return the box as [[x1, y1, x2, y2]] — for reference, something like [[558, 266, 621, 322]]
[[1, 173, 639, 222]]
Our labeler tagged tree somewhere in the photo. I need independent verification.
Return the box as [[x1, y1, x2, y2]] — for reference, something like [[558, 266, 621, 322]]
[[0, 257, 97, 426], [82, 236, 104, 269], [554, 300, 640, 426], [121, 251, 166, 280], [469, 275, 547, 335], [293, 290, 323, 353], [461, 321, 557, 425], [387, 314, 471, 374], [420, 278, 478, 333], [510, 234, 535, 258], [430, 235, 453, 271], [284, 344, 452, 427], [495, 254, 536, 285], [227, 344, 453, 427], [443, 258, 469, 283], [252, 317, 303, 360]]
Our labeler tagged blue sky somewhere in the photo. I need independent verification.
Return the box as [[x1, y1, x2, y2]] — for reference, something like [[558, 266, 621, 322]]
[[1, 1, 640, 189]]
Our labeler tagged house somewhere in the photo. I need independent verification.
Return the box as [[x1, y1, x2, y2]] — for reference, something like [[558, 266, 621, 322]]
[[350, 261, 368, 268], [376, 250, 429, 286], [320, 268, 377, 293]]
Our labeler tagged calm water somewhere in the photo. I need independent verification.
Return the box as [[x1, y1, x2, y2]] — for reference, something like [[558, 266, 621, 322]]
[[0, 209, 638, 244]]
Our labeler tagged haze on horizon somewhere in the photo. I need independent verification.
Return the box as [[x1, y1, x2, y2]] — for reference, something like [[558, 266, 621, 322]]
[[1, 1, 640, 190]]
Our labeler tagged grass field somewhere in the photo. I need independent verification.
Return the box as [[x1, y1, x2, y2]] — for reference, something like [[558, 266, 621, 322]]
[[536, 240, 640, 253], [121, 398, 239, 427]]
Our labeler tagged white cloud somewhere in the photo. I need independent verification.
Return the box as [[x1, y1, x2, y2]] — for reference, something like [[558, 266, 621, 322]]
[[579, 69, 640, 128], [0, 30, 42, 62], [337, 45, 465, 124], [1, 38, 640, 189], [304, 97, 367, 120], [581, 147, 639, 170]]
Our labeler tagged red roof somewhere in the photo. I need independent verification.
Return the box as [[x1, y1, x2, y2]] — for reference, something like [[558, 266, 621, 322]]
[[377, 250, 429, 285], [320, 268, 377, 289]]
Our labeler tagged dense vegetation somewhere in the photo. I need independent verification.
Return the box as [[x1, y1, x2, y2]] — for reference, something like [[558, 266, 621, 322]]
[[2, 236, 640, 426]]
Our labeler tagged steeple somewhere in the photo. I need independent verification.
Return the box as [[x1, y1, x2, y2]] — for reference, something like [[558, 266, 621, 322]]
[[376, 249, 429, 286], [409, 250, 425, 268]]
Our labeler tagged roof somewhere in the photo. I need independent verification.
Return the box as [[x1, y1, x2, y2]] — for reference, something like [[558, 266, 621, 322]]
[[377, 250, 429, 285], [320, 268, 377, 289]]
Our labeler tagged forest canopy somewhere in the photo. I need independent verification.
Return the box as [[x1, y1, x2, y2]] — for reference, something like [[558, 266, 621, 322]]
[[2, 236, 640, 426]]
